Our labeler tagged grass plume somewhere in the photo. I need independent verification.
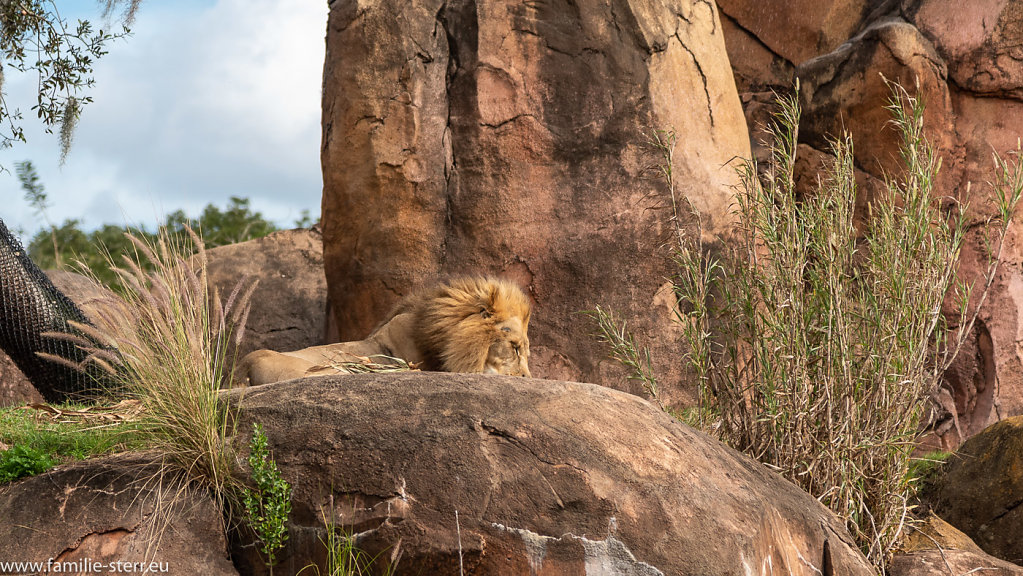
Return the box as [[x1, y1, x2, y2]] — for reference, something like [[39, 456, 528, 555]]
[[68, 225, 257, 515]]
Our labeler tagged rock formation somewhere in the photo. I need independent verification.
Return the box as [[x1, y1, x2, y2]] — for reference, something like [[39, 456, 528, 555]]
[[889, 513, 1023, 575], [204, 227, 328, 360], [320, 0, 751, 405], [923, 415, 1023, 565], [0, 455, 237, 575], [227, 373, 873, 575]]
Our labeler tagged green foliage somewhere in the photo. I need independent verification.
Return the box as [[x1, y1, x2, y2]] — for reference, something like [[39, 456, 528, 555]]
[[0, 444, 55, 483], [302, 508, 398, 576], [0, 1, 137, 161], [0, 403, 143, 483], [667, 84, 1022, 567], [243, 423, 292, 571], [908, 450, 952, 488], [586, 306, 661, 406], [16, 160, 47, 214], [26, 196, 279, 286]]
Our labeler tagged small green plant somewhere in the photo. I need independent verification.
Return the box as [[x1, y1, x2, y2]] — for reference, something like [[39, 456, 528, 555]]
[[301, 507, 398, 576], [242, 423, 292, 572], [0, 444, 55, 483], [586, 306, 661, 406], [908, 450, 952, 488]]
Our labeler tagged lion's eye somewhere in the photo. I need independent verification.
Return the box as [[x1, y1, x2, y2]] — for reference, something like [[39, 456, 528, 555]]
[[501, 327, 511, 333]]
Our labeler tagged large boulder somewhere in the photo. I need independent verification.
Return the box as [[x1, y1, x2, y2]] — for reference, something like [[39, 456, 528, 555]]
[[320, 0, 750, 404], [204, 228, 327, 361], [228, 373, 873, 575], [0, 454, 237, 575], [890, 514, 1023, 575], [924, 415, 1023, 564]]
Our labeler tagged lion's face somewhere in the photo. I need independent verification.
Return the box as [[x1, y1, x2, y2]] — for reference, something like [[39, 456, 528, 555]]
[[483, 316, 531, 377]]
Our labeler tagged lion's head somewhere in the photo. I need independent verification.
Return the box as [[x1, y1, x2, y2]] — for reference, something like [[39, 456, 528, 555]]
[[415, 276, 531, 377]]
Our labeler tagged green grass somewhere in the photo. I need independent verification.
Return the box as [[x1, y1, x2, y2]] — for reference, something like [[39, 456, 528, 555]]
[[0, 403, 143, 483], [908, 450, 952, 488]]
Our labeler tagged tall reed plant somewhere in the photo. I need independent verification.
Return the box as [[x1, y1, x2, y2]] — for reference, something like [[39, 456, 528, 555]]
[[671, 84, 1022, 566]]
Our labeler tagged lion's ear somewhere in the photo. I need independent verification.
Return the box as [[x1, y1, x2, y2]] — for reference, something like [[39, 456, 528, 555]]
[[479, 307, 493, 319]]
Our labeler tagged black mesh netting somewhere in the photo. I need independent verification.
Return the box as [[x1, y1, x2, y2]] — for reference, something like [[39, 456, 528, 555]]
[[0, 217, 98, 402]]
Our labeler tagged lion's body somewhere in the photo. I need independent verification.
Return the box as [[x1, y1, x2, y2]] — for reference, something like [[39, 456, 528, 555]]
[[235, 277, 531, 386]]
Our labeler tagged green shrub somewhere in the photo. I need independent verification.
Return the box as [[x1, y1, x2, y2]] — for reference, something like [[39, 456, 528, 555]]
[[243, 423, 292, 572]]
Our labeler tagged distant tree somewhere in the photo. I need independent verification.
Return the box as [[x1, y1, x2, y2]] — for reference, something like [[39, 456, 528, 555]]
[[0, 1, 141, 163], [27, 196, 279, 286]]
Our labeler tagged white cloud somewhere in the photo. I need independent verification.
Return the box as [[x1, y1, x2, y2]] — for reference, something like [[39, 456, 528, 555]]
[[0, 0, 328, 241]]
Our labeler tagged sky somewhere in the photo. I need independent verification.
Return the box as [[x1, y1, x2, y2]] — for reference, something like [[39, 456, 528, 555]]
[[0, 0, 329, 242]]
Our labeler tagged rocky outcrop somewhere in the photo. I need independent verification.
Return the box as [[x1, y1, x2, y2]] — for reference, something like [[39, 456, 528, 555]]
[[0, 454, 237, 575], [923, 415, 1023, 564], [890, 514, 1023, 575], [0, 353, 42, 406], [320, 0, 750, 405], [204, 228, 328, 361], [720, 0, 1023, 448], [227, 373, 873, 575], [903, 0, 1023, 99]]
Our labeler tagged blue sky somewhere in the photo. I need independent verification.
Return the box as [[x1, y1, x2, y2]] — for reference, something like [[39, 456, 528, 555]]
[[0, 0, 328, 241]]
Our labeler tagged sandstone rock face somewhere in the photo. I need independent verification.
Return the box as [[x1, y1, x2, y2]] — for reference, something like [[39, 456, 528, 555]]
[[924, 416, 1023, 564], [904, 0, 1023, 98], [718, 0, 876, 69], [204, 228, 327, 360], [0, 352, 41, 406], [891, 550, 1023, 575], [721, 1, 1023, 448], [890, 513, 1023, 575], [796, 19, 955, 180], [0, 455, 237, 575], [228, 373, 873, 576], [320, 0, 750, 404]]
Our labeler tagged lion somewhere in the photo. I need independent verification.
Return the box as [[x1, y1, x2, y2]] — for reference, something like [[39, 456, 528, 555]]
[[234, 276, 531, 386]]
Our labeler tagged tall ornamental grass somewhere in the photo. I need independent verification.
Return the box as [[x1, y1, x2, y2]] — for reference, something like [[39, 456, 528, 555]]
[[59, 226, 257, 514]]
